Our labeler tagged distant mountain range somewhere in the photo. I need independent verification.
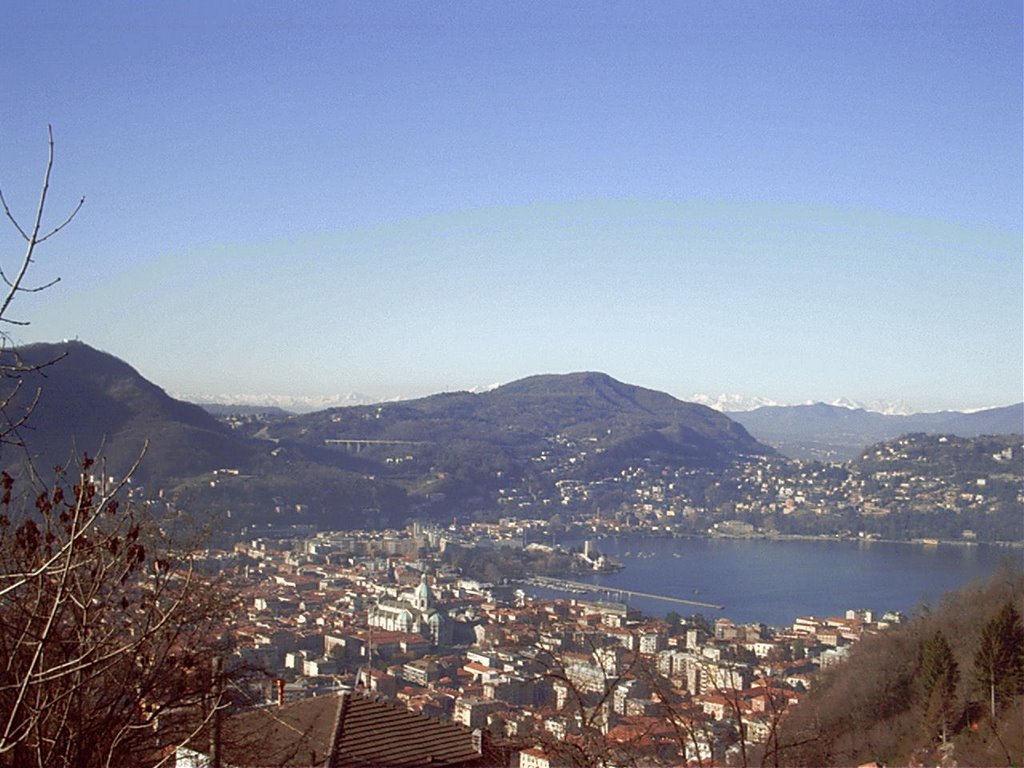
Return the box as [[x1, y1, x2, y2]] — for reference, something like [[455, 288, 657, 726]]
[[188, 388, 995, 421], [0, 343, 768, 530], [730, 401, 1024, 460], [3, 341, 1018, 530], [687, 393, 920, 416], [182, 392, 381, 413]]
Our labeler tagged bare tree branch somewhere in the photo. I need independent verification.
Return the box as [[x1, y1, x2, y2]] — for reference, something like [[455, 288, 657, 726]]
[[0, 129, 243, 768], [0, 189, 30, 243], [36, 197, 85, 244], [0, 459, 239, 766], [0, 127, 79, 456]]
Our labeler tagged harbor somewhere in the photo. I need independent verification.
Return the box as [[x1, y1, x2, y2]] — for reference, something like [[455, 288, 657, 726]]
[[523, 575, 726, 610]]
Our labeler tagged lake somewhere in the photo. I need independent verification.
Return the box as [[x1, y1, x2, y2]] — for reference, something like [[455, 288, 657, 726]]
[[529, 534, 1020, 626]]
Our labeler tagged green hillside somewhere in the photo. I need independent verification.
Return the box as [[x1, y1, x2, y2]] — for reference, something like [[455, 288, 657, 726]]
[[268, 371, 770, 495], [0, 345, 771, 533], [775, 566, 1024, 767]]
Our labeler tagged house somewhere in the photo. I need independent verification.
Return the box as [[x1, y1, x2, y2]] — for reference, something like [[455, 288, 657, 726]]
[[696, 693, 731, 720], [518, 746, 552, 768], [403, 657, 447, 687], [638, 630, 666, 655], [453, 696, 505, 729], [176, 691, 510, 767], [303, 656, 339, 677]]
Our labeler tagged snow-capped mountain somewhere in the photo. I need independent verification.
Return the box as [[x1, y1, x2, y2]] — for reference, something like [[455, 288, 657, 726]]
[[690, 393, 917, 415], [687, 393, 783, 412], [184, 387, 976, 420], [817, 397, 916, 416], [177, 392, 385, 414], [729, 401, 1023, 461]]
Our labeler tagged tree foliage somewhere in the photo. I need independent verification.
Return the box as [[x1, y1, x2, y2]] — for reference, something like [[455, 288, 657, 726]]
[[918, 630, 958, 744], [973, 600, 1024, 719], [775, 567, 1024, 767]]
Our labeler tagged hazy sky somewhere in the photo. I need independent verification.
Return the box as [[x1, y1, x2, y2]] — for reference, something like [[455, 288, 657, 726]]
[[1, 2, 1021, 411]]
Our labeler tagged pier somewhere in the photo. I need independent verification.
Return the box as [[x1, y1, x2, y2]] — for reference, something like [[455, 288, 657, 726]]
[[526, 576, 725, 610]]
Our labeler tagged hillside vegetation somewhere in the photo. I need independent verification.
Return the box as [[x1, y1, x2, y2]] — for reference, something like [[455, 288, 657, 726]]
[[0, 342, 412, 532], [775, 565, 1024, 767], [0, 344, 772, 532]]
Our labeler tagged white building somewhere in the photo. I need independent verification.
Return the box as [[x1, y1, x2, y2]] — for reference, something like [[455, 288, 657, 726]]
[[367, 573, 452, 646]]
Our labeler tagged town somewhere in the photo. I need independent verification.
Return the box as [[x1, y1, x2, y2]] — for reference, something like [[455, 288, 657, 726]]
[[195, 518, 909, 766], [194, 425, 1021, 546], [483, 432, 1021, 545]]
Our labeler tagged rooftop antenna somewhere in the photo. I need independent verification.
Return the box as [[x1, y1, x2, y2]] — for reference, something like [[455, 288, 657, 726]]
[[363, 595, 378, 689]]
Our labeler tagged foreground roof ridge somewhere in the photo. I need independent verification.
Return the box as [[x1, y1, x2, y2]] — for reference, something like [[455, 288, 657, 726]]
[[332, 690, 485, 767], [327, 691, 351, 768]]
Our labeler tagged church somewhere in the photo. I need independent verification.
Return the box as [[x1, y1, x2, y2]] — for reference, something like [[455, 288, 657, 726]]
[[368, 573, 453, 646]]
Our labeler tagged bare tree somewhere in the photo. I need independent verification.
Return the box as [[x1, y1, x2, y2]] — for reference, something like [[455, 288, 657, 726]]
[[0, 125, 83, 455], [0, 460, 238, 767], [523, 636, 632, 767], [0, 129, 240, 768]]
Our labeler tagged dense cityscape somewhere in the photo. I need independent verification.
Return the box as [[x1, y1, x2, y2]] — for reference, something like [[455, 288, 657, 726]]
[[2, 3, 1021, 766], [194, 519, 903, 766], [162, 426, 1021, 765]]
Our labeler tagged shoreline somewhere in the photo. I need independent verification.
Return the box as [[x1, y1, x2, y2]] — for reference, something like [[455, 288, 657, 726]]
[[570, 528, 1024, 549]]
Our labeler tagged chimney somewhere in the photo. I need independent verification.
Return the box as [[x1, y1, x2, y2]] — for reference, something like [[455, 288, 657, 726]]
[[276, 678, 286, 707], [471, 728, 488, 755]]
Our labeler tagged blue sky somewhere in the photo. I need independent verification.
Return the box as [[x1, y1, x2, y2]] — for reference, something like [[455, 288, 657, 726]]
[[1, 1, 1020, 411]]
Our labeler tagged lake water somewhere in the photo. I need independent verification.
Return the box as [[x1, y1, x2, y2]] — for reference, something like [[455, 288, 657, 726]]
[[531, 535, 1020, 626]]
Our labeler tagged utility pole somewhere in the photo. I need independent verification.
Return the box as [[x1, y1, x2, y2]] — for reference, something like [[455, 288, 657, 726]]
[[210, 655, 222, 768]]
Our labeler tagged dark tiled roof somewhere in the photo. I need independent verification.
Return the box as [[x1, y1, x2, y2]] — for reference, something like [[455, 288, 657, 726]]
[[220, 694, 342, 766], [334, 694, 483, 768], [214, 693, 497, 768]]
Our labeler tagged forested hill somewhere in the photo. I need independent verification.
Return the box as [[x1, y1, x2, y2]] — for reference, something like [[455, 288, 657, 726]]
[[263, 371, 772, 496], [776, 568, 1024, 767], [268, 371, 770, 470], [0, 341, 405, 531], [0, 341, 252, 482], [0, 344, 771, 531]]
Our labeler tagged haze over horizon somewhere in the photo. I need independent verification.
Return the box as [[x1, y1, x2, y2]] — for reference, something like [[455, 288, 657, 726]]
[[170, 378, 1016, 417], [1, 3, 1020, 413]]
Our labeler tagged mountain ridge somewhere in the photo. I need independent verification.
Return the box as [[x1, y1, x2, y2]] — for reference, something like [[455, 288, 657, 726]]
[[0, 340, 251, 482], [184, 388, 1015, 418], [731, 401, 1023, 460], [266, 369, 772, 478], [0, 342, 770, 530]]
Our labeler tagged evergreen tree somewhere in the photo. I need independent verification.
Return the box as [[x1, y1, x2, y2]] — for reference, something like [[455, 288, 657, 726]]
[[972, 601, 1024, 719], [919, 630, 959, 744]]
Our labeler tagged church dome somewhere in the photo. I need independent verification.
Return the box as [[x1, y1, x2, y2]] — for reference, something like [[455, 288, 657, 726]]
[[413, 573, 434, 611]]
